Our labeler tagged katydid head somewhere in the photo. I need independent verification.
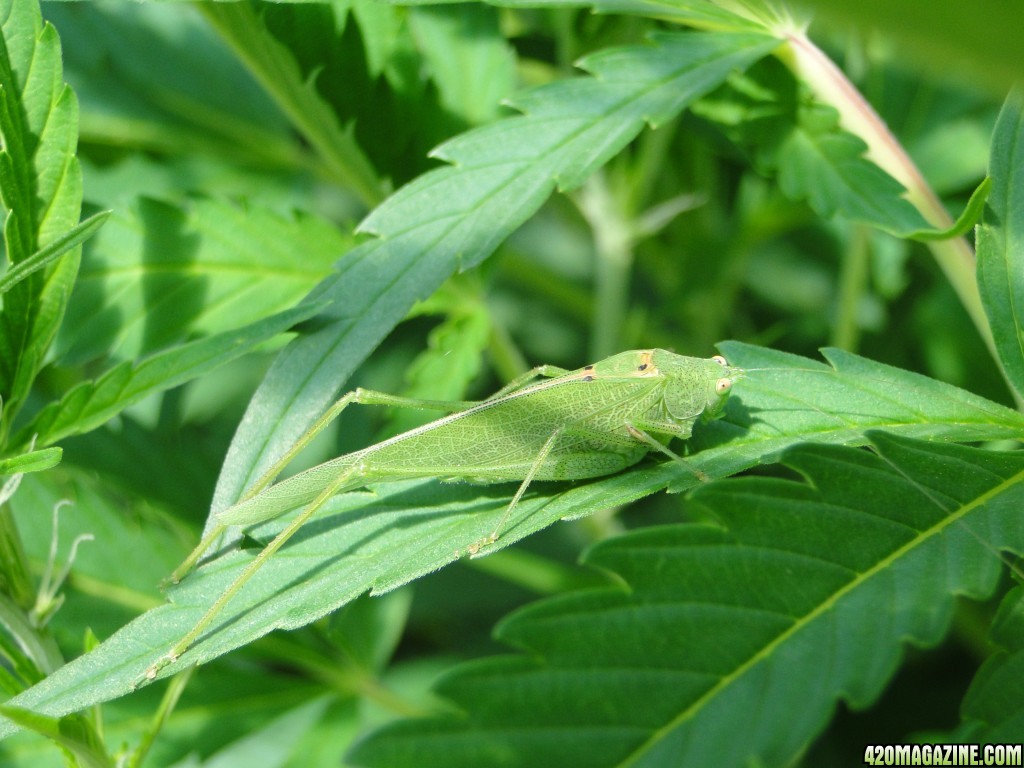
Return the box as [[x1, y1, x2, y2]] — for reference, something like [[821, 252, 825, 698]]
[[650, 349, 744, 423], [702, 354, 744, 420]]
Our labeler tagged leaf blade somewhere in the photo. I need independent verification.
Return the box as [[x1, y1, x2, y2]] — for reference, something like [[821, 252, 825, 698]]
[[56, 198, 343, 365], [200, 2, 384, 207], [0, 448, 61, 476], [351, 435, 1024, 767], [961, 587, 1024, 741], [0, 211, 108, 296], [15, 302, 323, 449], [0, 2, 83, 431], [977, 92, 1024, 399], [775, 103, 932, 236]]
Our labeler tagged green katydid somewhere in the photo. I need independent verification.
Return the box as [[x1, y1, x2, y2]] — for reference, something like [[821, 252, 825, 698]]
[[146, 349, 743, 680]]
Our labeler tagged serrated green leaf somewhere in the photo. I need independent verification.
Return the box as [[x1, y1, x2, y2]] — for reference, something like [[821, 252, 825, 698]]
[[0, 212, 108, 297], [14, 302, 323, 450], [408, 5, 515, 126], [45, 3, 297, 171], [680, 341, 1024, 482], [200, 3, 384, 207], [0, 0, 82, 433], [212, 29, 781, 528], [245, 0, 466, 190], [0, 343, 1020, 737], [776, 103, 932, 235], [960, 587, 1024, 742], [255, 0, 463, 189], [977, 93, 1024, 399], [56, 198, 344, 365], [350, 434, 1024, 767], [0, 706, 110, 768], [0, 448, 61, 476]]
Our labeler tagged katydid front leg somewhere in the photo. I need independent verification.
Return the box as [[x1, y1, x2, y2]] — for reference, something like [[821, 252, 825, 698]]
[[624, 422, 710, 483], [470, 419, 704, 556]]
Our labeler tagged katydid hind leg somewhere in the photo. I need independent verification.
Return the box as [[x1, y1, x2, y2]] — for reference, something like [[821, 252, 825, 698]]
[[241, 390, 362, 506], [348, 388, 479, 414], [175, 387, 478, 582], [169, 522, 230, 584], [166, 393, 363, 584], [485, 364, 571, 400], [245, 388, 476, 504], [144, 461, 367, 683]]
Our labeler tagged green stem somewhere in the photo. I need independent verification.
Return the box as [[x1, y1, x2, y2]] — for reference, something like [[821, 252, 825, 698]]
[[577, 172, 635, 361], [255, 635, 428, 717], [127, 666, 194, 768], [832, 225, 871, 351]]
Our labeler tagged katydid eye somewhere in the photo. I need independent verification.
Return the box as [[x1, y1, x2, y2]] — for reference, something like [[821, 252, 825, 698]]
[[712, 355, 728, 367], [715, 378, 732, 394]]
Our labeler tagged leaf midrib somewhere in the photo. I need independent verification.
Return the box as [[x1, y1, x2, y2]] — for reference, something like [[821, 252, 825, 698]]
[[619, 463, 1024, 766]]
